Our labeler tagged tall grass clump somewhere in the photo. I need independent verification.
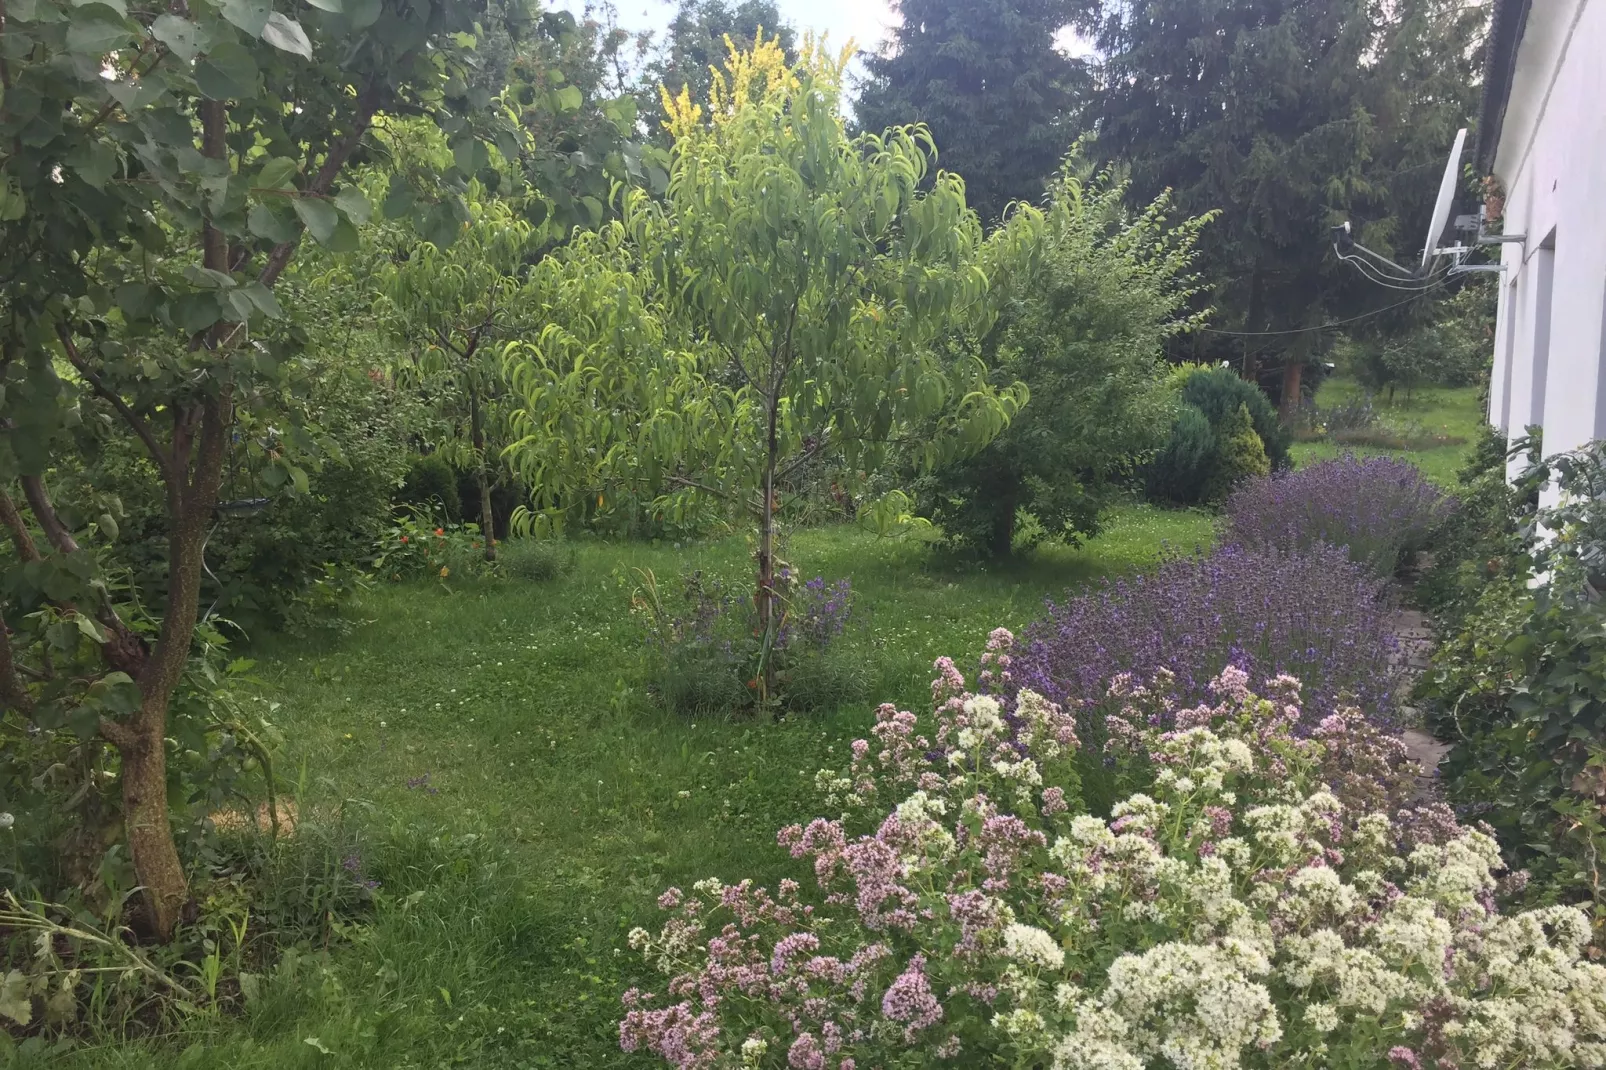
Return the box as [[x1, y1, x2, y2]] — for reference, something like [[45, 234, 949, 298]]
[[1011, 542, 1399, 730], [1225, 455, 1452, 576]]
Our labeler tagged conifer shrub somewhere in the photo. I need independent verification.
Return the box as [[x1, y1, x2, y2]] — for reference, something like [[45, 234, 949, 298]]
[[399, 454, 462, 524]]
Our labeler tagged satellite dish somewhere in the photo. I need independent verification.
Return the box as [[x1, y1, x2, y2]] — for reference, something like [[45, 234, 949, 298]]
[[1420, 127, 1468, 269]]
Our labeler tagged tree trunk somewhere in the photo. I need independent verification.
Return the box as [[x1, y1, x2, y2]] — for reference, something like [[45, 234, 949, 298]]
[[467, 380, 496, 562], [1279, 360, 1304, 424], [118, 710, 186, 937], [756, 397, 780, 697], [989, 492, 1016, 559]]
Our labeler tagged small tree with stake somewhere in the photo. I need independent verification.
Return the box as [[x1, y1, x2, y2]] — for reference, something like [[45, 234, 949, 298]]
[[0, 0, 522, 939], [505, 35, 1033, 694]]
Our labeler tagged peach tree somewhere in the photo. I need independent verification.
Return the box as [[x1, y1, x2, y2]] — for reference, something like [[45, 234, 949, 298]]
[[503, 36, 1036, 691]]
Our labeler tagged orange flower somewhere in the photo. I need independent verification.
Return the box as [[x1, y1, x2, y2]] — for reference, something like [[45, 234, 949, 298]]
[[746, 678, 758, 690], [435, 527, 445, 536], [400, 535, 409, 543]]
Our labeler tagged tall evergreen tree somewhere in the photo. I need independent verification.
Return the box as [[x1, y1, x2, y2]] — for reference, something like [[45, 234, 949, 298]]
[[1073, 0, 1485, 415], [856, 0, 1082, 224]]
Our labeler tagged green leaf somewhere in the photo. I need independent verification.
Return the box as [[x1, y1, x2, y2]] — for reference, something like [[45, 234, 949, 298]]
[[292, 197, 339, 243], [73, 0, 127, 18], [65, 140, 118, 188], [325, 216, 360, 252], [303, 0, 342, 9], [554, 85, 582, 112], [419, 200, 460, 247], [150, 13, 206, 60], [65, 11, 134, 53], [261, 11, 312, 59], [240, 281, 283, 318], [288, 464, 310, 494], [333, 185, 371, 224], [175, 291, 221, 334], [115, 282, 159, 318], [345, 0, 380, 28], [382, 181, 416, 219], [195, 57, 254, 100], [247, 202, 299, 242], [220, 0, 270, 37], [225, 289, 256, 322], [0, 177, 25, 222], [256, 156, 299, 190]]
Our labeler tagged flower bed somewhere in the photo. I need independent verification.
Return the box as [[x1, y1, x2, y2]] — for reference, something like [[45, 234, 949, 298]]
[[1010, 542, 1400, 732], [619, 637, 1606, 1069]]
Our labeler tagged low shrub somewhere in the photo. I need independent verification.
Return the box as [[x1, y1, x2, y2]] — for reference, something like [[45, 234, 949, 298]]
[[619, 641, 1606, 1069], [1011, 541, 1400, 733], [632, 567, 862, 715], [499, 538, 569, 583], [372, 511, 495, 582], [1224, 455, 1453, 577], [399, 453, 463, 524], [1146, 366, 1289, 505], [1205, 401, 1269, 501]]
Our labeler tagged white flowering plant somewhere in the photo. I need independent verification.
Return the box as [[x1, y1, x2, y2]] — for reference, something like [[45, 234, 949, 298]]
[[620, 630, 1606, 1070]]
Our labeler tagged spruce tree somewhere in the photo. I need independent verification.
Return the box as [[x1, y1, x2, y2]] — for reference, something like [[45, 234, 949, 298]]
[[856, 0, 1082, 224], [1074, 0, 1484, 416]]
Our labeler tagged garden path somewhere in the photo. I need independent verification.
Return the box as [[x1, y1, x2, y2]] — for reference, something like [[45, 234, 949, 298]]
[[1391, 605, 1450, 793]]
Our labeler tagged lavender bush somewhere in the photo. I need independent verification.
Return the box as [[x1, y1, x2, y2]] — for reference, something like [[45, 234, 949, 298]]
[[632, 567, 861, 714], [1225, 455, 1453, 577], [1010, 542, 1400, 731]]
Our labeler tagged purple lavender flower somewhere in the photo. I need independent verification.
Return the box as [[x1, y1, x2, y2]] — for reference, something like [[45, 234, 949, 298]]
[[1010, 541, 1401, 732], [1225, 455, 1453, 577]]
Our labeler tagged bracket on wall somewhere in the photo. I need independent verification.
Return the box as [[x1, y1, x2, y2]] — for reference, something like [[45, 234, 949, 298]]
[[1474, 205, 1526, 246]]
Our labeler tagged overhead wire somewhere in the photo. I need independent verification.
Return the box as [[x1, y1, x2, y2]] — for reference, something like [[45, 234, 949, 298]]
[[1194, 277, 1451, 338]]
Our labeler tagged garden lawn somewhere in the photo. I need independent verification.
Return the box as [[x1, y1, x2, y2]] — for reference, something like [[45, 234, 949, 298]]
[[1290, 376, 1486, 486], [56, 506, 1212, 1070]]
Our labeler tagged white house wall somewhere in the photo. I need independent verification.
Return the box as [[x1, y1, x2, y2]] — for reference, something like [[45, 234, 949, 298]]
[[1488, 0, 1606, 495]]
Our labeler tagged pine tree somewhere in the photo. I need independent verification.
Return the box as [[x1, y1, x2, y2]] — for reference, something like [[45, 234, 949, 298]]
[[1073, 0, 1485, 417], [856, 0, 1082, 224]]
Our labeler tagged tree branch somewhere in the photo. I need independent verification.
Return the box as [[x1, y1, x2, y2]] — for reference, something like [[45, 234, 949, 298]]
[[0, 486, 40, 562], [57, 324, 174, 479], [0, 606, 33, 715], [21, 476, 81, 556], [257, 79, 386, 290]]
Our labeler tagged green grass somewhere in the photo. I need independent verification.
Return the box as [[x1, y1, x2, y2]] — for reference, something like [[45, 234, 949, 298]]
[[51, 506, 1212, 1070], [1289, 376, 1487, 485]]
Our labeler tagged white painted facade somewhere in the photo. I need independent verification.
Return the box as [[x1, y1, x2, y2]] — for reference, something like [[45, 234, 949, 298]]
[[1484, 0, 1606, 499]]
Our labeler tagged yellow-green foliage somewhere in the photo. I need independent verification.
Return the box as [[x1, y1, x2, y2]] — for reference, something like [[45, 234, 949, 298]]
[[1207, 402, 1270, 500]]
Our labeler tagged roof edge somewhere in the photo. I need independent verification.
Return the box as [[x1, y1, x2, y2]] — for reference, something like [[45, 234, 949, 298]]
[[1475, 0, 1532, 175]]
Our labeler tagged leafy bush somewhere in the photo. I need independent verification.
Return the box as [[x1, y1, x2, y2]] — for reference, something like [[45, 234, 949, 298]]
[[1146, 366, 1289, 505], [372, 512, 495, 582], [399, 453, 463, 524], [620, 642, 1606, 1069], [1418, 426, 1537, 626], [632, 567, 862, 715], [1420, 436, 1606, 908], [915, 166, 1209, 557], [1225, 455, 1452, 577], [1011, 542, 1400, 732]]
